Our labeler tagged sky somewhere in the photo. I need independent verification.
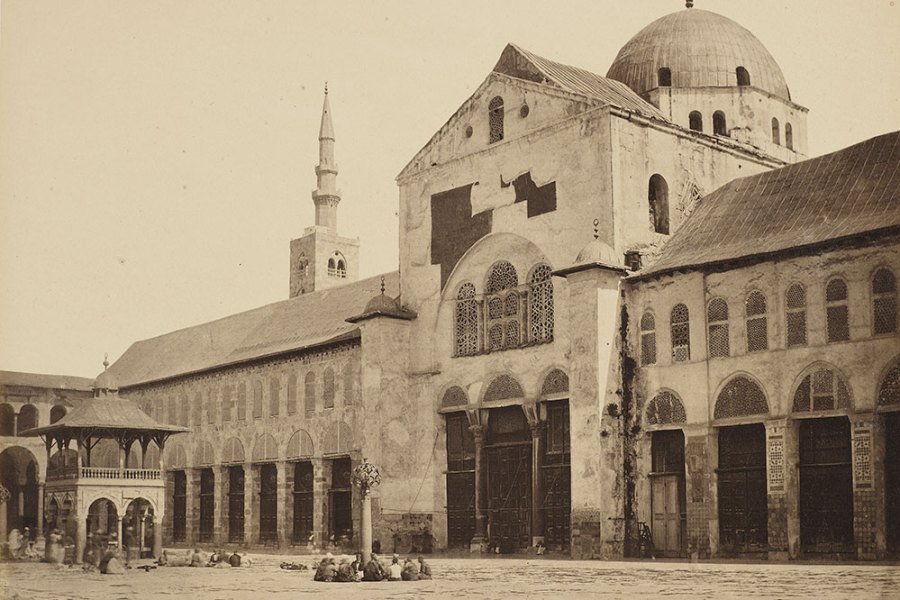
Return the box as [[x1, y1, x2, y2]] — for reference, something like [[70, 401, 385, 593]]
[[1, 0, 898, 379]]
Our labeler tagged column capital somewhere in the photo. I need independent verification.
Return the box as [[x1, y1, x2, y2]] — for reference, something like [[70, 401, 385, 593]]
[[764, 418, 789, 433], [849, 412, 875, 427], [529, 420, 546, 438], [469, 424, 485, 440]]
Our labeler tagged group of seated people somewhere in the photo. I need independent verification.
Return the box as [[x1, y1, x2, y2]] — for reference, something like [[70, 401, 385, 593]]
[[184, 548, 250, 568], [313, 552, 432, 582]]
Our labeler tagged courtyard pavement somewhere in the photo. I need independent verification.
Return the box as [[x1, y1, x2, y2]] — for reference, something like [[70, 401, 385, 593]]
[[1, 553, 899, 599]]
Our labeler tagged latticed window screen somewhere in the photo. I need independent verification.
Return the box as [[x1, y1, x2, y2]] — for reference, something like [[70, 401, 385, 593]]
[[454, 284, 480, 355], [207, 389, 216, 424], [646, 391, 687, 425], [714, 376, 768, 419], [825, 278, 850, 342], [640, 312, 656, 365], [792, 368, 851, 412], [486, 261, 518, 293], [236, 384, 246, 421], [343, 363, 355, 406], [707, 298, 730, 358], [878, 363, 900, 406], [873, 268, 897, 335], [786, 283, 807, 347], [670, 304, 690, 362], [529, 265, 554, 343], [193, 392, 203, 425], [269, 378, 280, 417], [485, 261, 520, 351], [252, 381, 263, 419], [488, 324, 503, 351], [286, 374, 297, 415], [745, 291, 768, 352], [488, 96, 504, 143], [323, 367, 335, 409], [304, 372, 316, 414]]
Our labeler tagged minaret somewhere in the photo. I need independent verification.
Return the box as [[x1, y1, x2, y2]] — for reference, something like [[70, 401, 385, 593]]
[[312, 84, 340, 231], [289, 84, 360, 297]]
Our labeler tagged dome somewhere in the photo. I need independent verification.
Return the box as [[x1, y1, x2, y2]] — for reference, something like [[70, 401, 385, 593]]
[[575, 238, 624, 269], [607, 8, 790, 101], [363, 292, 402, 316]]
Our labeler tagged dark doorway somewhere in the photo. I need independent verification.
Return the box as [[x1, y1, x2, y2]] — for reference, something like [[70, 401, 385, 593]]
[[0, 448, 39, 532], [543, 400, 570, 551], [258, 463, 278, 544], [885, 412, 900, 553], [718, 424, 767, 555], [446, 412, 475, 548], [486, 405, 532, 552], [329, 457, 353, 542], [292, 461, 314, 544], [799, 417, 853, 554], [227, 466, 245, 543], [172, 470, 187, 542], [199, 468, 215, 543], [650, 429, 686, 556]]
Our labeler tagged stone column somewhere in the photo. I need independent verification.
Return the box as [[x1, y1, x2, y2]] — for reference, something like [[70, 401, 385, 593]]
[[361, 490, 372, 564], [850, 414, 877, 560], [186, 469, 199, 545], [275, 460, 287, 548], [683, 425, 716, 560], [243, 462, 256, 545], [36, 483, 45, 537], [311, 458, 326, 549], [530, 420, 545, 546], [75, 502, 87, 564], [152, 516, 163, 558], [764, 419, 789, 560], [116, 516, 123, 551], [284, 462, 295, 546], [211, 465, 224, 546], [469, 424, 486, 551], [783, 419, 801, 559], [0, 485, 9, 556]]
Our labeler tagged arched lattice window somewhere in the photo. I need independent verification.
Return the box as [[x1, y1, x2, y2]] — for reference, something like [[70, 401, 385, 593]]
[[793, 367, 851, 412], [658, 67, 672, 87], [873, 268, 897, 335], [441, 386, 468, 409], [252, 381, 263, 419], [745, 291, 768, 352], [327, 257, 335, 270], [771, 118, 780, 145], [304, 372, 316, 414], [879, 361, 900, 407], [529, 264, 554, 343], [454, 282, 479, 357], [168, 396, 177, 425], [785, 123, 794, 150], [486, 261, 520, 351], [323, 367, 335, 409], [336, 260, 346, 278], [713, 111, 727, 136], [541, 369, 569, 397], [343, 363, 355, 406], [207, 388, 216, 424], [714, 376, 768, 419], [689, 111, 703, 132], [786, 282, 807, 347], [646, 391, 687, 425], [488, 96, 504, 144], [236, 384, 246, 421], [736, 66, 751, 86], [269, 377, 280, 417], [826, 278, 850, 342], [649, 174, 669, 234], [50, 405, 67, 424], [671, 304, 690, 362], [707, 298, 730, 358], [286, 373, 298, 415], [640, 312, 657, 365], [193, 392, 202, 426], [483, 375, 525, 402], [17, 404, 38, 432]]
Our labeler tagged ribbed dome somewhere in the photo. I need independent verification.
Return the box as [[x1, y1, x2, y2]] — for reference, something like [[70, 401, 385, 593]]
[[607, 8, 790, 101], [575, 239, 623, 269]]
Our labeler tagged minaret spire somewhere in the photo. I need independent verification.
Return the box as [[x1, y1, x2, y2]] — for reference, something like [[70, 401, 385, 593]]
[[312, 83, 340, 230]]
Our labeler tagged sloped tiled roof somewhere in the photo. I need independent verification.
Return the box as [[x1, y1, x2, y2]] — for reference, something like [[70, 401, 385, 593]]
[[22, 392, 188, 436], [494, 44, 666, 119], [0, 371, 94, 391], [108, 272, 399, 387], [636, 131, 900, 279]]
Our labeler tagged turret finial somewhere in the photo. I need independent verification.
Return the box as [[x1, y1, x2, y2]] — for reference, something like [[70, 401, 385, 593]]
[[593, 218, 600, 240], [685, 0, 694, 8], [103, 353, 109, 370], [380, 276, 386, 295]]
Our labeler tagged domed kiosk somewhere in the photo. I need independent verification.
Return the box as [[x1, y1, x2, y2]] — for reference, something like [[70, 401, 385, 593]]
[[607, 3, 807, 161]]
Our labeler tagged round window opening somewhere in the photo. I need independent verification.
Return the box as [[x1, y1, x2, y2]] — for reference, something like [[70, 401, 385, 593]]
[[464, 125, 473, 138], [519, 104, 530, 118]]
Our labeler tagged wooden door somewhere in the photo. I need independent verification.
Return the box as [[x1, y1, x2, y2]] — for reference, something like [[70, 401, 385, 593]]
[[799, 418, 853, 554], [887, 413, 900, 553], [199, 468, 215, 543], [486, 444, 531, 552], [172, 470, 187, 542], [227, 466, 245, 543], [651, 474, 682, 554], [258, 463, 278, 543], [718, 424, 767, 554], [292, 461, 314, 543]]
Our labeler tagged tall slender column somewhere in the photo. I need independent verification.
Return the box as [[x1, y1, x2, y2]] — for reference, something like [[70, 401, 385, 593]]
[[152, 516, 163, 558], [75, 503, 87, 564], [850, 414, 877, 560], [361, 490, 372, 564], [212, 466, 225, 546], [764, 419, 789, 560], [36, 483, 45, 537], [275, 460, 287, 548], [683, 425, 717, 560], [0, 486, 9, 556], [469, 424, 486, 551], [243, 462, 255, 545], [116, 516, 123, 551], [530, 420, 545, 546], [311, 458, 326, 549]]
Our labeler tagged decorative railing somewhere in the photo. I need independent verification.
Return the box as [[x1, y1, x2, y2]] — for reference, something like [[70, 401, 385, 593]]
[[46, 466, 162, 481]]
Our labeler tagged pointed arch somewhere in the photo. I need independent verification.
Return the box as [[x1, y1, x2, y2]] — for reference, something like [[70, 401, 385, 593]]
[[646, 390, 687, 426], [251, 433, 279, 463], [221, 437, 245, 464], [714, 374, 768, 420], [286, 429, 315, 460], [878, 356, 900, 409]]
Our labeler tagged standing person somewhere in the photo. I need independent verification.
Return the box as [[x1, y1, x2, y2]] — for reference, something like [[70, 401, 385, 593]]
[[417, 556, 432, 580], [123, 526, 137, 567]]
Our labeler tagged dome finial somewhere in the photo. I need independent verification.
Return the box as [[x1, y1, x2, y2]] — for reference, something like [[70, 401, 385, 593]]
[[593, 218, 600, 240], [103, 353, 109, 370], [685, 0, 694, 8], [380, 276, 386, 295], [324, 81, 328, 95]]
